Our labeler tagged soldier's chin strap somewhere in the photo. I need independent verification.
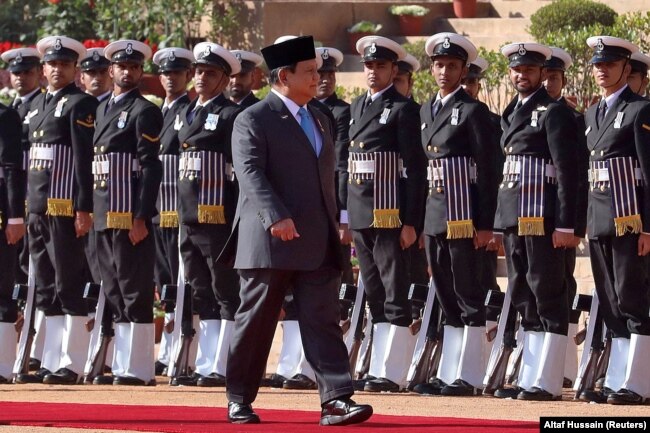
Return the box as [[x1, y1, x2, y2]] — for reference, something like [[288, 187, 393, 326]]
[[605, 58, 631, 93]]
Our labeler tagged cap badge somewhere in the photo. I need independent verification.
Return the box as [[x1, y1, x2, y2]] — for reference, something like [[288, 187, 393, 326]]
[[596, 38, 605, 51], [125, 43, 134, 55], [202, 45, 211, 58], [442, 37, 451, 49], [15, 53, 23, 63], [518, 44, 527, 56], [235, 52, 242, 62], [169, 50, 176, 61], [321, 49, 329, 60], [92, 51, 100, 62], [54, 38, 62, 51], [369, 43, 377, 54]]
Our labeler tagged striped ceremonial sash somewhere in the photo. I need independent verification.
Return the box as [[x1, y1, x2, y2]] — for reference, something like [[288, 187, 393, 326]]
[[605, 157, 642, 236], [158, 154, 179, 228], [179, 150, 228, 224], [517, 155, 546, 236], [93, 153, 138, 229], [440, 156, 476, 239], [372, 152, 401, 228], [30, 143, 75, 217]]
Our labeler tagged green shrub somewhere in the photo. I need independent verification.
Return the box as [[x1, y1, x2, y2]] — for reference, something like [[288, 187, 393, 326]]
[[388, 5, 429, 17], [529, 0, 617, 41], [348, 21, 382, 34]]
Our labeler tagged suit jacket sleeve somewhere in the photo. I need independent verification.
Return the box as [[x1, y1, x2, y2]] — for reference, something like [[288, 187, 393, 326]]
[[335, 105, 351, 212], [398, 99, 427, 227], [633, 103, 650, 232], [546, 104, 578, 230], [232, 109, 290, 230], [469, 102, 498, 231], [1, 108, 25, 219], [69, 96, 98, 213], [134, 104, 163, 220], [574, 113, 589, 238]]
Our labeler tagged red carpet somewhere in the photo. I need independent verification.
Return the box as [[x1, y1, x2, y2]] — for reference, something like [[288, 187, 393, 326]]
[[0, 401, 538, 432]]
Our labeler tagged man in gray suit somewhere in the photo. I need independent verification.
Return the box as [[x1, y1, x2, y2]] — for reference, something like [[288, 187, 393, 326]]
[[225, 36, 373, 426]]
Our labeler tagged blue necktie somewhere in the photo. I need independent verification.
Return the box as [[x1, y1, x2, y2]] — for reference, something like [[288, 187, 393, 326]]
[[298, 107, 319, 155]]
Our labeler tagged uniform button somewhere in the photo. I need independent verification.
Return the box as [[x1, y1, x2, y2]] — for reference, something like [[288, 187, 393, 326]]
[[500, 183, 505, 189], [39, 131, 44, 137], [427, 145, 432, 151], [600, 185, 606, 191], [350, 140, 355, 147], [433, 146, 438, 153], [94, 146, 98, 153], [356, 179, 362, 185], [590, 150, 595, 156], [93, 183, 97, 190], [508, 181, 514, 188], [189, 174, 194, 181], [508, 146, 513, 153], [436, 187, 443, 193], [100, 180, 106, 187], [359, 142, 364, 148], [33, 132, 37, 138], [100, 146, 105, 152], [600, 150, 604, 156], [182, 143, 189, 149]]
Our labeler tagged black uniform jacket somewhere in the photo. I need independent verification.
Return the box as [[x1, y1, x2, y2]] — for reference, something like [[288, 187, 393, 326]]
[[345, 85, 427, 230], [322, 93, 351, 213], [585, 86, 650, 237], [0, 104, 24, 227], [176, 93, 242, 225], [494, 87, 578, 231], [27, 82, 97, 214], [93, 89, 163, 230], [237, 92, 260, 108], [420, 88, 499, 235]]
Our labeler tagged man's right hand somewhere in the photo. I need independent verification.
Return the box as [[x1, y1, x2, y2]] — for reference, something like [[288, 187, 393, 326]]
[[270, 218, 300, 241], [5, 222, 26, 245]]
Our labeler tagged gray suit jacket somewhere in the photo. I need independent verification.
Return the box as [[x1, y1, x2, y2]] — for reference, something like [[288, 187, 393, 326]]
[[228, 91, 342, 271]]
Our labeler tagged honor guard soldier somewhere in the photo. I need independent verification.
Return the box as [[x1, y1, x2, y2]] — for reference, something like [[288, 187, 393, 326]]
[[493, 42, 579, 401], [628, 51, 650, 97], [93, 39, 163, 386], [226, 34, 372, 426], [460, 56, 504, 351], [172, 42, 242, 388], [542, 47, 589, 388], [80, 48, 112, 103], [15, 36, 98, 385], [228, 50, 263, 107], [417, 33, 498, 396], [393, 53, 420, 99], [1, 47, 45, 371], [0, 101, 25, 383], [151, 47, 194, 375], [580, 36, 650, 405], [345, 36, 427, 393]]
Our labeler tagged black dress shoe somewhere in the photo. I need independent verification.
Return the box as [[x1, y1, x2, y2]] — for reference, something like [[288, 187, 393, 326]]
[[227, 402, 260, 424], [43, 368, 80, 385], [411, 378, 446, 395], [493, 386, 522, 399], [154, 361, 167, 376], [352, 374, 375, 391], [283, 373, 317, 390], [113, 376, 156, 386], [517, 386, 561, 401], [0, 375, 9, 384], [441, 379, 482, 396], [260, 373, 286, 388], [92, 375, 115, 385], [320, 398, 373, 426], [28, 358, 41, 371], [563, 377, 573, 388], [170, 372, 201, 386], [197, 373, 226, 387], [579, 387, 614, 404], [364, 377, 400, 393], [607, 388, 646, 405], [15, 368, 51, 384]]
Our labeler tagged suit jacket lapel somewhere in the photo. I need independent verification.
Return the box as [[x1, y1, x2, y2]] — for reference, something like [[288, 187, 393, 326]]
[[593, 88, 631, 146], [428, 90, 464, 137], [502, 89, 547, 144], [310, 105, 332, 158], [421, 97, 435, 145], [94, 90, 139, 140], [267, 92, 317, 156]]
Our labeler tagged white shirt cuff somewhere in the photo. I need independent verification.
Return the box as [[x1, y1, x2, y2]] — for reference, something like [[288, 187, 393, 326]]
[[556, 228, 574, 234], [339, 210, 348, 224], [8, 218, 24, 225]]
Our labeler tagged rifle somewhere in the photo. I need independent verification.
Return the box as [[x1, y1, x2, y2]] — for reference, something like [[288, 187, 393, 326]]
[[340, 282, 367, 376], [573, 290, 605, 399], [12, 257, 37, 380], [83, 282, 114, 383], [483, 288, 519, 395], [406, 278, 443, 390]]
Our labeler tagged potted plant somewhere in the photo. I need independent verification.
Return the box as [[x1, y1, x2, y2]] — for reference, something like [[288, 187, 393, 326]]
[[453, 0, 478, 18], [389, 5, 430, 36], [347, 20, 382, 53]]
